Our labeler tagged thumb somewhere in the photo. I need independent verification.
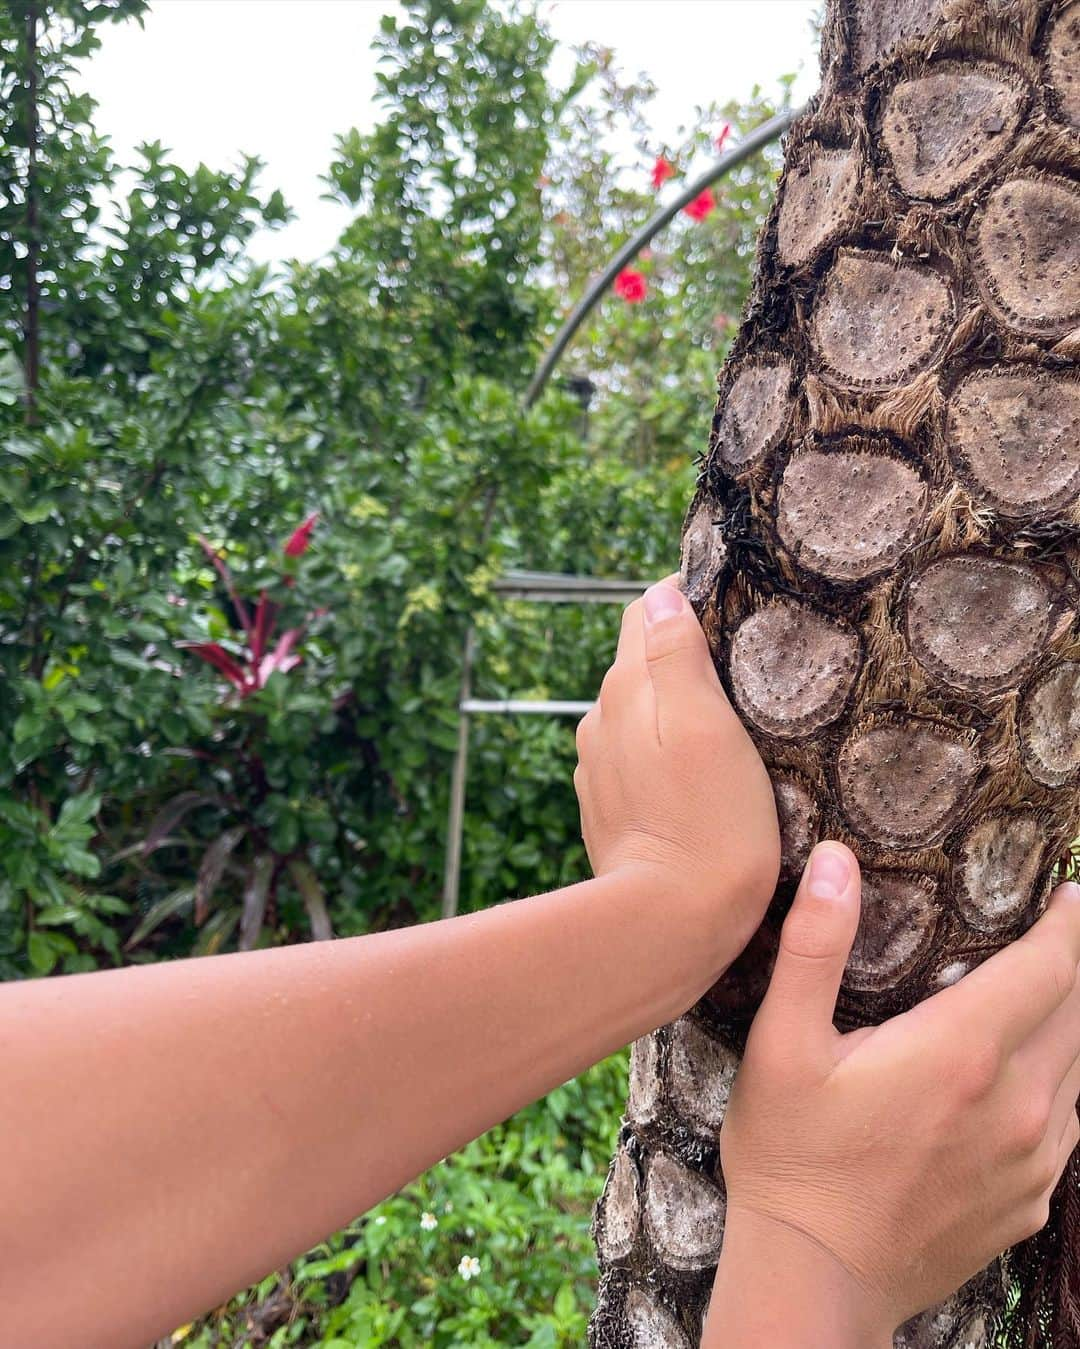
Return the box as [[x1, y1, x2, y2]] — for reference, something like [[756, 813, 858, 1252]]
[[641, 581, 724, 725], [753, 842, 862, 1062]]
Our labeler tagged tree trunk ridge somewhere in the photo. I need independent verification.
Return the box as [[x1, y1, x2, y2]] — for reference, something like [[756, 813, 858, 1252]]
[[591, 0, 1080, 1344]]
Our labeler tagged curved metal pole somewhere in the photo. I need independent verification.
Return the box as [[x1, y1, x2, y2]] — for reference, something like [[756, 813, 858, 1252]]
[[523, 104, 805, 409]]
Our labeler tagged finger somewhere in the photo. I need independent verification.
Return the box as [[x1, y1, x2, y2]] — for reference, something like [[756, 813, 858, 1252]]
[[1018, 958, 1080, 1099], [750, 842, 861, 1064], [1055, 1098, 1080, 1164], [615, 596, 647, 670], [574, 706, 599, 760], [1047, 1050, 1080, 1151], [641, 580, 726, 742], [945, 883, 1080, 1054]]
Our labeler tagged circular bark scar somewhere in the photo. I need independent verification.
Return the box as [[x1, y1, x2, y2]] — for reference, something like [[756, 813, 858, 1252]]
[[680, 500, 727, 605], [777, 148, 861, 268], [956, 811, 1044, 935], [714, 360, 794, 471], [882, 63, 1026, 201], [643, 1152, 725, 1271], [773, 773, 820, 880], [625, 1290, 691, 1349], [597, 1146, 640, 1263], [810, 250, 955, 389], [905, 555, 1053, 696], [838, 717, 981, 848], [970, 175, 1080, 339], [729, 599, 861, 739], [1047, 1, 1080, 131], [855, 0, 947, 72], [842, 869, 940, 993], [777, 446, 930, 583], [667, 1017, 738, 1134], [627, 1033, 661, 1126], [947, 367, 1080, 518], [1021, 661, 1080, 786]]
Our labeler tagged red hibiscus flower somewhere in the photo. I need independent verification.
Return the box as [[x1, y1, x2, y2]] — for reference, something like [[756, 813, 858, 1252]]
[[613, 268, 647, 304], [284, 512, 319, 558], [651, 156, 675, 190], [716, 122, 732, 153], [683, 188, 716, 222]]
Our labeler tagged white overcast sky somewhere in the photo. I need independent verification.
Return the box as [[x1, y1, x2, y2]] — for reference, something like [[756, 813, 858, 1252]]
[[80, 0, 821, 267]]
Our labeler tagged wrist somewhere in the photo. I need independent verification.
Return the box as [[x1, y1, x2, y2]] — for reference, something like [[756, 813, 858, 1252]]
[[607, 862, 741, 1007], [707, 1206, 895, 1349]]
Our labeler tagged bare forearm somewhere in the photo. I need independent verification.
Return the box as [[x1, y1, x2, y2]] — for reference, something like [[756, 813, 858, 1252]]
[[1, 867, 725, 1347], [706, 1210, 894, 1349]]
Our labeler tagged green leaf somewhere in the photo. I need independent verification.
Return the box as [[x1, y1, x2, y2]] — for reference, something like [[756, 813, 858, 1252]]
[[126, 886, 195, 949], [239, 853, 275, 951], [195, 826, 247, 924], [27, 930, 59, 975], [56, 792, 101, 830]]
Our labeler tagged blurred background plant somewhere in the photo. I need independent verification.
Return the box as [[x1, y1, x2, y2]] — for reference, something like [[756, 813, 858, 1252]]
[[0, 0, 793, 1340]]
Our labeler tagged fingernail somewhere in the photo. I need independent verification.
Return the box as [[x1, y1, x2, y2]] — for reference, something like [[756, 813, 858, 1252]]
[[1060, 882, 1080, 902], [643, 584, 685, 625], [806, 844, 851, 900]]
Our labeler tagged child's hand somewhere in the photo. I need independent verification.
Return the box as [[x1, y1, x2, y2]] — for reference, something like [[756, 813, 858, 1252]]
[[574, 577, 780, 972], [714, 841, 1080, 1343]]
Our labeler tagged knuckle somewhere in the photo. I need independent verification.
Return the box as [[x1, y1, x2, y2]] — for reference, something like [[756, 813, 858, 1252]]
[[575, 710, 596, 755], [1011, 1099, 1053, 1156], [1030, 1148, 1062, 1195], [644, 619, 696, 666], [956, 1040, 1004, 1104], [1019, 1197, 1052, 1241], [779, 904, 841, 965], [598, 665, 634, 711]]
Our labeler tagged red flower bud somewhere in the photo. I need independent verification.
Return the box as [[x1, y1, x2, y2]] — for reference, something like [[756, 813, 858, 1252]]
[[716, 122, 732, 153], [651, 156, 675, 190], [683, 188, 716, 222], [613, 268, 647, 304], [284, 512, 319, 559]]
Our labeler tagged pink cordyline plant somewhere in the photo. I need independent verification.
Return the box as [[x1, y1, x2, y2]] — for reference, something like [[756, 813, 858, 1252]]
[[177, 516, 318, 699]]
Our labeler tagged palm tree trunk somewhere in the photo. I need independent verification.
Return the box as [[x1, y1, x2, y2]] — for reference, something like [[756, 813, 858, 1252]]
[[591, 1, 1080, 1344]]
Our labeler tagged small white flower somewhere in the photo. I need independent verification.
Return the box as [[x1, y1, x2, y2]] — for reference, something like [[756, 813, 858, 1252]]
[[458, 1254, 481, 1281], [444, 1201, 453, 1214], [374, 1215, 387, 1226], [420, 1211, 438, 1231]]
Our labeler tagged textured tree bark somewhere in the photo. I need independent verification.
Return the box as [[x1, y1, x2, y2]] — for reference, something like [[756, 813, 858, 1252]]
[[590, 2, 1080, 1345]]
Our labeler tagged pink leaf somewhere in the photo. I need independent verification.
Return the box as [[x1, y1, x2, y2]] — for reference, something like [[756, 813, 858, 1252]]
[[176, 640, 248, 692], [254, 627, 304, 689], [196, 535, 254, 640], [251, 590, 277, 664]]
